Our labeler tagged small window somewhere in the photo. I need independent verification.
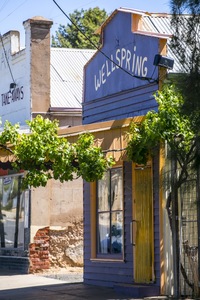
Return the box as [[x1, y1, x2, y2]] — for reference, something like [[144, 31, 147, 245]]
[[97, 167, 123, 257]]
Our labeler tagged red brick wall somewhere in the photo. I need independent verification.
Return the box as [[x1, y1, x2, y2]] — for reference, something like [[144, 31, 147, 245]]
[[29, 227, 50, 273]]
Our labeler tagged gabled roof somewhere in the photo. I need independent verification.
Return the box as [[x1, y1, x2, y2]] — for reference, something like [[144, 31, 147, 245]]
[[97, 8, 199, 73], [50, 48, 96, 109], [50, 10, 198, 111]]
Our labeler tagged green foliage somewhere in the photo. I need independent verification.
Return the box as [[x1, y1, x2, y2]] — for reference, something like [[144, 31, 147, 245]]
[[170, 0, 200, 117], [170, 0, 200, 14], [126, 85, 194, 165], [74, 134, 114, 182], [52, 7, 108, 49], [0, 115, 114, 189], [0, 120, 20, 145]]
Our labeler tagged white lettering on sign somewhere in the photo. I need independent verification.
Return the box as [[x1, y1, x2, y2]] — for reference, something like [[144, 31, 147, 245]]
[[94, 46, 148, 91], [1, 86, 24, 106]]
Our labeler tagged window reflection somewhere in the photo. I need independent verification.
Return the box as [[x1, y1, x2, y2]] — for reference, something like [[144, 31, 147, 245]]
[[111, 168, 123, 211], [98, 212, 110, 253], [97, 168, 123, 256], [0, 175, 25, 249]]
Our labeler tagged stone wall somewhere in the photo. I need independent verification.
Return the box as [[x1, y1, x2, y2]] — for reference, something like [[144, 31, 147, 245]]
[[29, 221, 83, 273], [49, 221, 83, 268]]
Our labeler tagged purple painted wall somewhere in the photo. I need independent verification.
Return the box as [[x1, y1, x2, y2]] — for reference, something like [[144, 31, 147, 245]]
[[84, 11, 159, 104], [83, 9, 161, 294]]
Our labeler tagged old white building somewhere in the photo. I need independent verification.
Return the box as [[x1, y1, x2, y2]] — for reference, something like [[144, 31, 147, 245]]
[[0, 16, 95, 273]]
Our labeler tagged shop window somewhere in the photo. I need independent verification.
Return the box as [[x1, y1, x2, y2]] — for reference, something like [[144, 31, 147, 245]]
[[0, 175, 28, 249], [97, 167, 123, 257]]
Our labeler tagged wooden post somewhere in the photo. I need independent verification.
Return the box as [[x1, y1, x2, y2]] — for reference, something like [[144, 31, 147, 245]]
[[171, 153, 180, 298], [14, 176, 22, 248], [0, 203, 5, 247]]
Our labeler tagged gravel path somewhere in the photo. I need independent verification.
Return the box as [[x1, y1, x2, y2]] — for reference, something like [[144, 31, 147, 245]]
[[35, 266, 83, 283]]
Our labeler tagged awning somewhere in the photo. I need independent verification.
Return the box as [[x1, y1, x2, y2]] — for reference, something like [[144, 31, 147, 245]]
[[58, 116, 144, 161], [0, 116, 144, 166]]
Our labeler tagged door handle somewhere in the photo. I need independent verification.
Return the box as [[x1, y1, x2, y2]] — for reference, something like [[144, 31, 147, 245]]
[[130, 220, 137, 246]]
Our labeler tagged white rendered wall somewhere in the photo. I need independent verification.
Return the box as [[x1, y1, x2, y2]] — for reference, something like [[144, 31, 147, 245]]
[[0, 31, 31, 126]]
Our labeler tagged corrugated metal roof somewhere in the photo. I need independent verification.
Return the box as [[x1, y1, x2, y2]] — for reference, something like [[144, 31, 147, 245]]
[[142, 14, 194, 73], [50, 48, 96, 108]]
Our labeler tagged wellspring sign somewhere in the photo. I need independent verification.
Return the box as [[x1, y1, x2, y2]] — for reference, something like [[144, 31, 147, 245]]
[[94, 46, 148, 92], [85, 34, 158, 102]]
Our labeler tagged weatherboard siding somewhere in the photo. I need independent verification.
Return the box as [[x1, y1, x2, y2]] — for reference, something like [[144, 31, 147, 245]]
[[83, 83, 158, 124]]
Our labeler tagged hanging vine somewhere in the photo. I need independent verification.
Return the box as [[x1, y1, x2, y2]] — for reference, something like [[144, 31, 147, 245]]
[[0, 115, 114, 189]]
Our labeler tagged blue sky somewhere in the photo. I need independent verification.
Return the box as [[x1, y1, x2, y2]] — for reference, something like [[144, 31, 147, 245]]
[[0, 0, 170, 47]]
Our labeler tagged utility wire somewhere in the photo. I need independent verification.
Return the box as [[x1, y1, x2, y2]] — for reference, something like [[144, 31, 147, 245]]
[[0, 1, 30, 85], [0, 0, 29, 25], [0, 0, 10, 12], [52, 0, 158, 84], [0, 33, 15, 83]]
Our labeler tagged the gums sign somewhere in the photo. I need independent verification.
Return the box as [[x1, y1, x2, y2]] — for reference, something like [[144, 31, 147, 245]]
[[1, 86, 24, 106]]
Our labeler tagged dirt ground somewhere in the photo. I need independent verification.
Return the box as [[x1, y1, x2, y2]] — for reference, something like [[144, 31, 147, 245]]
[[35, 266, 83, 282], [37, 266, 83, 275]]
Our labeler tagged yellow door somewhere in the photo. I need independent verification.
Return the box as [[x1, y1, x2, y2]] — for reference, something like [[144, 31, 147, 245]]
[[132, 163, 154, 283]]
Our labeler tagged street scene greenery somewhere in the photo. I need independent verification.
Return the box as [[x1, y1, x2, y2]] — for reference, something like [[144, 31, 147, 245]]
[[126, 1, 199, 296], [127, 85, 195, 166], [52, 7, 108, 48], [0, 115, 114, 189], [0, 2, 199, 294]]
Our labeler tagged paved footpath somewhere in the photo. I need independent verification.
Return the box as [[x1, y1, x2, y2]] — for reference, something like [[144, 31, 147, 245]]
[[0, 273, 141, 300]]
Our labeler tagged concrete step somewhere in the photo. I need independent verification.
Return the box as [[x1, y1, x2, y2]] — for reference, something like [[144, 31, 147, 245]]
[[114, 283, 160, 298], [0, 256, 29, 274]]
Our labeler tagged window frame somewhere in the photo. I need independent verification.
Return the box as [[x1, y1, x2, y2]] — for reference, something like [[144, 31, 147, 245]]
[[0, 173, 28, 250], [95, 166, 124, 260]]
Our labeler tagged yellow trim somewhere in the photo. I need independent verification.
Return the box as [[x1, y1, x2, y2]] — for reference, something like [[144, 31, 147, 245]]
[[150, 161, 155, 282], [159, 142, 165, 294], [157, 36, 167, 290], [132, 14, 143, 31], [158, 38, 167, 90], [58, 116, 144, 137], [58, 117, 144, 163], [0, 116, 144, 163]]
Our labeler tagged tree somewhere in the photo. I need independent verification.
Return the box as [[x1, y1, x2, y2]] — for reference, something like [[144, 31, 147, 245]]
[[0, 115, 114, 189], [170, 0, 200, 121], [52, 7, 108, 49], [127, 85, 194, 167], [169, 2, 200, 296]]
